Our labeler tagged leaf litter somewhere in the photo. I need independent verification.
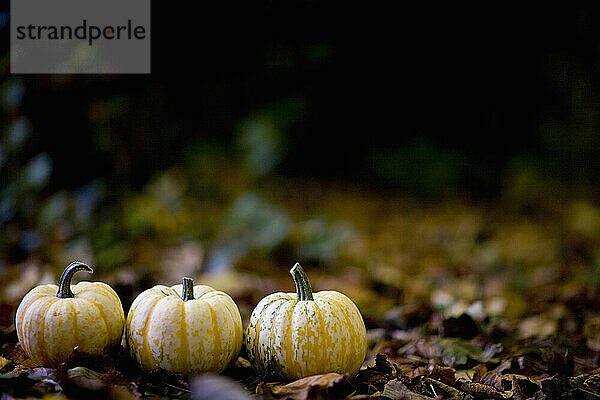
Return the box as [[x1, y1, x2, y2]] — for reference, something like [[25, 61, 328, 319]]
[[2, 178, 600, 398]]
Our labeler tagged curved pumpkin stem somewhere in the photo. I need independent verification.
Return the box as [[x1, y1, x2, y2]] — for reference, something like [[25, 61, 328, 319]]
[[290, 262, 314, 301], [181, 277, 195, 301], [56, 261, 94, 298]]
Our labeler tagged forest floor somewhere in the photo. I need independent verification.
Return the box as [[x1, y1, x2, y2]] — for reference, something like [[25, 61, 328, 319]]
[[2, 176, 600, 399]]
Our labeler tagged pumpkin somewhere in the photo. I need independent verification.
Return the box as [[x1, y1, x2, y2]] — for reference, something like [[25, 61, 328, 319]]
[[245, 263, 367, 380], [15, 261, 125, 367], [126, 277, 243, 375]]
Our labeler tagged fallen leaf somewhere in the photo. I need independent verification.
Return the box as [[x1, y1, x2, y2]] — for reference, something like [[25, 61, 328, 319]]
[[425, 378, 471, 399], [472, 364, 503, 391], [458, 381, 513, 399], [256, 373, 352, 400], [0, 366, 60, 397], [1, 342, 37, 368], [541, 347, 574, 376], [65, 366, 105, 391], [100, 370, 129, 387], [353, 353, 396, 393], [381, 379, 433, 400], [511, 376, 525, 400], [136, 368, 190, 398], [428, 365, 455, 386]]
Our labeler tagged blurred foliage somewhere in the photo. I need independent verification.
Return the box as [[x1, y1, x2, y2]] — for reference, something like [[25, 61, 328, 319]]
[[235, 98, 304, 179], [370, 139, 467, 198]]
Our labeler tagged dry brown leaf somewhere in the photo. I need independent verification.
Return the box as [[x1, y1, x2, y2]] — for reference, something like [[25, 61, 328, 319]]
[[458, 381, 513, 399], [65, 366, 105, 391], [0, 366, 60, 397], [502, 373, 541, 387], [256, 373, 352, 400], [511, 376, 525, 400], [353, 353, 396, 393], [0, 355, 10, 370], [479, 371, 504, 391], [2, 342, 38, 368], [428, 365, 455, 386], [381, 379, 433, 400], [424, 378, 465, 398], [472, 364, 503, 391]]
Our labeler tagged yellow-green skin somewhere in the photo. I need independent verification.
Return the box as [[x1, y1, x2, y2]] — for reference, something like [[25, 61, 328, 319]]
[[15, 282, 125, 367], [245, 290, 367, 381], [126, 284, 243, 375]]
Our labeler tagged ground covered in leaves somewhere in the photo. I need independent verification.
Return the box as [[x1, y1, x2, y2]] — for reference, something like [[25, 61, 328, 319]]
[[2, 174, 600, 399]]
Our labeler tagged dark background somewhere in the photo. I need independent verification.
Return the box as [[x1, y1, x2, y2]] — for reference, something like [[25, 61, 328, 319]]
[[2, 5, 600, 197]]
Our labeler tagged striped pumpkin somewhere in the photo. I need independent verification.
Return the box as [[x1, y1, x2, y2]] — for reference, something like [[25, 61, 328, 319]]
[[245, 263, 367, 380], [126, 277, 243, 375], [15, 262, 125, 367]]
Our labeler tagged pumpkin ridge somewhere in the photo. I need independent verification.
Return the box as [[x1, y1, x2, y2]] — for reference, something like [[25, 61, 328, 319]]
[[287, 302, 303, 378], [127, 292, 163, 366], [215, 296, 241, 362], [259, 298, 288, 374], [205, 302, 221, 368], [80, 296, 111, 346], [180, 300, 189, 373], [294, 301, 308, 376], [126, 290, 150, 329], [267, 300, 289, 375], [141, 297, 161, 370], [77, 283, 123, 322], [153, 285, 176, 299], [324, 295, 354, 372], [70, 300, 78, 357], [283, 301, 295, 378], [91, 283, 121, 305], [314, 302, 328, 374], [251, 296, 286, 369], [190, 300, 206, 373], [346, 296, 367, 373], [38, 297, 57, 365], [17, 294, 47, 355], [194, 288, 216, 299]]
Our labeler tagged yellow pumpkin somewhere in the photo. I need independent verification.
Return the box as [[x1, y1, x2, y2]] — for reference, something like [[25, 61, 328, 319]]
[[15, 262, 125, 367], [245, 263, 367, 380], [126, 277, 243, 375]]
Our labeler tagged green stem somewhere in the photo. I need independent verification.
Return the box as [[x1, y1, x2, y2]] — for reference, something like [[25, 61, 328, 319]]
[[290, 262, 314, 301], [181, 277, 195, 301], [56, 262, 94, 298]]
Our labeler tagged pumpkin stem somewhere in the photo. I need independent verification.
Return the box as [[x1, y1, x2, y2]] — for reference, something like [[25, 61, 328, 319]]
[[181, 277, 195, 301], [290, 262, 314, 301], [56, 261, 94, 298]]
